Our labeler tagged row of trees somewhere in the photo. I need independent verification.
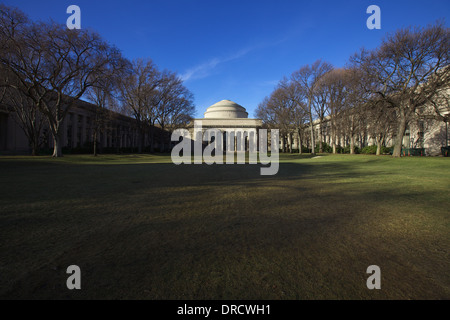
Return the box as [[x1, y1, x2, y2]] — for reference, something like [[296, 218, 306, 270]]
[[0, 4, 195, 157], [257, 22, 449, 157], [119, 59, 194, 154]]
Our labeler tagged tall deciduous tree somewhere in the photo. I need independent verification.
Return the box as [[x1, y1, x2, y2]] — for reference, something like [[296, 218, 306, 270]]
[[256, 85, 297, 153], [0, 4, 120, 157], [86, 64, 126, 156], [318, 68, 352, 154], [87, 52, 128, 156], [353, 22, 449, 157], [154, 71, 194, 152], [276, 79, 309, 153], [0, 69, 46, 155], [119, 59, 160, 153], [365, 98, 397, 155], [340, 67, 370, 154], [290, 60, 333, 155]]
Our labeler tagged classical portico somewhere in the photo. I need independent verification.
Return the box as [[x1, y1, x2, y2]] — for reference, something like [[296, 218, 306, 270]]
[[189, 100, 263, 151]]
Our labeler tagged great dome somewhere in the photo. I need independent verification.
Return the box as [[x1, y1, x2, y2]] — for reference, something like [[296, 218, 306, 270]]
[[204, 100, 249, 119]]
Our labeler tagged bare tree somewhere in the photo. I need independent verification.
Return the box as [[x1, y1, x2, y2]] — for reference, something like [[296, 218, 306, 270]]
[[340, 107, 360, 154], [342, 68, 370, 154], [418, 66, 450, 149], [86, 80, 115, 156], [426, 69, 450, 121], [353, 22, 450, 157], [273, 87, 295, 152], [166, 92, 195, 133], [291, 100, 308, 154], [86, 56, 128, 156], [155, 71, 195, 152], [276, 81, 308, 153], [256, 85, 296, 153], [256, 97, 277, 129], [365, 98, 397, 155], [314, 79, 331, 152], [318, 68, 353, 154], [0, 69, 46, 155], [0, 5, 120, 157], [290, 60, 333, 155], [119, 59, 160, 153]]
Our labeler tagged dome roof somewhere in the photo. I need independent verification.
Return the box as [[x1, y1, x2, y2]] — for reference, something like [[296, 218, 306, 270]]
[[204, 100, 248, 119]]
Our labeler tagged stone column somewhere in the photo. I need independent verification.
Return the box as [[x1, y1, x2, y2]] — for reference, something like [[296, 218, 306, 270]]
[[288, 133, 292, 153]]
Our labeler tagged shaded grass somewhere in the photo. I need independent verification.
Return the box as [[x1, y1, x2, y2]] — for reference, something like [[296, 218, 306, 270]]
[[0, 153, 449, 299]]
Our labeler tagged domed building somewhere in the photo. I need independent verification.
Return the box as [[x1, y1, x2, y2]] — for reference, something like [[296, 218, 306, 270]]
[[189, 100, 262, 151], [204, 100, 249, 119]]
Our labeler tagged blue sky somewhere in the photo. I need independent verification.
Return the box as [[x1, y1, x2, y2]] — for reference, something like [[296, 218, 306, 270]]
[[2, 0, 449, 117]]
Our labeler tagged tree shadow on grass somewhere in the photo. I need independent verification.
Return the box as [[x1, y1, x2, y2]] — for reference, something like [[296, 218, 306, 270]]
[[0, 157, 448, 299]]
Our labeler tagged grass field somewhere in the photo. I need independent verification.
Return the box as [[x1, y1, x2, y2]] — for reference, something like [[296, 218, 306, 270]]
[[0, 153, 449, 299]]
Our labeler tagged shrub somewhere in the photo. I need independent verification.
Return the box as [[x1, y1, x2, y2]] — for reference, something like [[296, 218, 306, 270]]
[[294, 146, 312, 153], [302, 146, 310, 153], [361, 145, 378, 154], [361, 145, 393, 155], [341, 145, 360, 154], [315, 142, 333, 153]]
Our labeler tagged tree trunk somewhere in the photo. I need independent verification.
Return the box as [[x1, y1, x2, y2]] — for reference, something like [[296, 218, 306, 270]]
[[350, 135, 355, 155], [376, 135, 382, 156], [288, 133, 293, 153], [52, 133, 63, 157], [31, 134, 39, 156], [392, 111, 408, 157], [331, 121, 337, 154], [332, 136, 337, 154], [318, 120, 323, 153], [309, 110, 315, 155], [23, 125, 40, 156], [297, 129, 302, 154]]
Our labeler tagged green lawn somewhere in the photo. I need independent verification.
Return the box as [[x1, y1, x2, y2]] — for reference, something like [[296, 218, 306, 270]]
[[0, 153, 449, 299]]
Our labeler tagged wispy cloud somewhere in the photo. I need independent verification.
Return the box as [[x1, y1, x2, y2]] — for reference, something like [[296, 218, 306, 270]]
[[180, 33, 296, 82], [180, 47, 252, 82], [180, 58, 221, 82]]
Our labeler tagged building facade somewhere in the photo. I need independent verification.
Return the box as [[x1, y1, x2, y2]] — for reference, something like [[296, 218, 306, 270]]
[[188, 100, 263, 152], [0, 98, 150, 155]]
